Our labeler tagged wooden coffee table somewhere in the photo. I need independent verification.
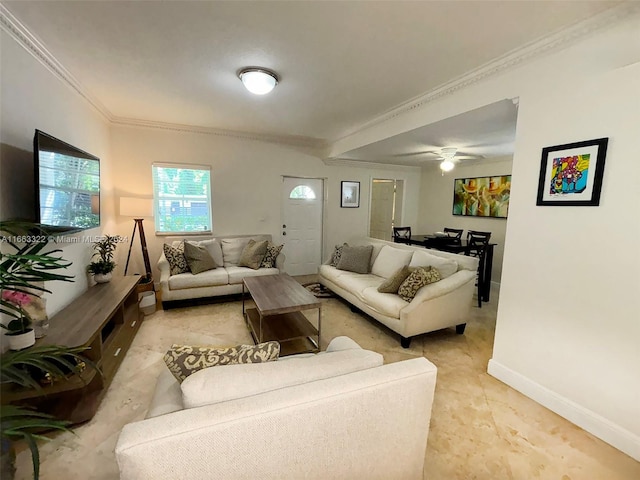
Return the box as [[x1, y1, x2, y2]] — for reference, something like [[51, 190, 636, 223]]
[[242, 274, 321, 356]]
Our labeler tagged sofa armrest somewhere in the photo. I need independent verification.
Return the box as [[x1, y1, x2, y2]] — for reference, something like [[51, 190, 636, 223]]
[[158, 252, 171, 290], [275, 252, 286, 271], [403, 270, 475, 312]]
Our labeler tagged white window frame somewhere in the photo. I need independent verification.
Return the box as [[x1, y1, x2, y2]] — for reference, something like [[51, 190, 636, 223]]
[[152, 163, 213, 235]]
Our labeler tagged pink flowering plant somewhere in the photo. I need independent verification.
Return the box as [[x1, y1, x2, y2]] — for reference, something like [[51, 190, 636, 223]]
[[1, 289, 33, 334], [1, 220, 73, 334]]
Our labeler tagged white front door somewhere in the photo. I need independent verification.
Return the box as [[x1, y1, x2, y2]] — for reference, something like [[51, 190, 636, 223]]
[[281, 177, 324, 276]]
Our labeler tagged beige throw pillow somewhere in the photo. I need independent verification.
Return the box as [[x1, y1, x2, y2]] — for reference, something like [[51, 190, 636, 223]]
[[238, 239, 268, 269], [397, 266, 441, 302], [377, 265, 414, 293], [163, 341, 280, 382], [183, 241, 217, 274]]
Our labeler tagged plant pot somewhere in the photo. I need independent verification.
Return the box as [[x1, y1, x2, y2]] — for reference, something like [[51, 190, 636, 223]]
[[7, 329, 36, 351], [94, 272, 112, 283]]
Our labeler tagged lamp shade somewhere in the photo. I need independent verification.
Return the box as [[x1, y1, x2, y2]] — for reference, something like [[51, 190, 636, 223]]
[[120, 197, 153, 218]]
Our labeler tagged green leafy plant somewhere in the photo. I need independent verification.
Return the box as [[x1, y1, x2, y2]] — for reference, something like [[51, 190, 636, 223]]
[[1, 345, 97, 480], [87, 234, 121, 275]]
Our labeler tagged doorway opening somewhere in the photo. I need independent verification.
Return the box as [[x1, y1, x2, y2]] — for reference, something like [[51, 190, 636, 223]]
[[369, 178, 404, 241]]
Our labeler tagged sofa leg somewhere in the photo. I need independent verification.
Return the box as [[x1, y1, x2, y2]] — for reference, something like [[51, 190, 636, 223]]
[[456, 324, 466, 334], [400, 336, 412, 348]]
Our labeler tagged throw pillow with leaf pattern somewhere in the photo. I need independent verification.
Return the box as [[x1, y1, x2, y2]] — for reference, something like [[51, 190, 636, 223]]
[[397, 266, 441, 302], [163, 242, 190, 275], [260, 242, 284, 268]]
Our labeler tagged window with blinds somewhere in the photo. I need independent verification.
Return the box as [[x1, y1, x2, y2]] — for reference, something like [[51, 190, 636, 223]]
[[152, 164, 212, 234]]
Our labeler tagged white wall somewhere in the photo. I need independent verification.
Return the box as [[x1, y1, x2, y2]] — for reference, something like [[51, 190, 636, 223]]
[[109, 126, 421, 280], [0, 29, 112, 317], [331, 12, 640, 460], [418, 156, 512, 284]]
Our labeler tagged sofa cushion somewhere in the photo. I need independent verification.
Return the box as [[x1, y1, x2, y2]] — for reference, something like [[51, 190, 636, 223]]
[[226, 266, 280, 284], [337, 245, 373, 274], [398, 266, 441, 302], [409, 250, 458, 279], [377, 265, 413, 293], [168, 268, 229, 290], [221, 237, 253, 267], [181, 347, 383, 409], [260, 242, 283, 268], [164, 341, 280, 383], [163, 243, 190, 275], [371, 245, 413, 279], [183, 241, 217, 274], [330, 243, 348, 267], [362, 287, 409, 318], [331, 273, 383, 302], [146, 369, 184, 419], [238, 239, 268, 269]]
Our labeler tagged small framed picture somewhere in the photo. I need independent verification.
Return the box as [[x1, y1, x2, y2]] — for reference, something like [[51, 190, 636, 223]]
[[341, 181, 360, 208], [536, 137, 608, 206]]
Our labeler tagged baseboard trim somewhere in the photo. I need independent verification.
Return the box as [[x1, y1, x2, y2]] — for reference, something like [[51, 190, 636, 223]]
[[487, 359, 640, 461]]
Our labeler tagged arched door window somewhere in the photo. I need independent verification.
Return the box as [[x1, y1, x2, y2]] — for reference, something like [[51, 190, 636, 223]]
[[289, 185, 316, 199]]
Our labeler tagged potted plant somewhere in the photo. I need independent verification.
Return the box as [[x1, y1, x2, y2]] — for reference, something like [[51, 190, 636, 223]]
[[1, 290, 35, 350], [0, 222, 73, 350], [87, 234, 121, 283], [0, 221, 95, 479]]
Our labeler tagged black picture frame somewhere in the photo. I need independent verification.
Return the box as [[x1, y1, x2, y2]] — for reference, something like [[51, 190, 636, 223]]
[[536, 137, 608, 206], [340, 181, 360, 208]]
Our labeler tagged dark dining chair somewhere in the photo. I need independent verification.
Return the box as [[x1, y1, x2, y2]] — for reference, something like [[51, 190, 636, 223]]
[[465, 230, 492, 308], [393, 226, 412, 244], [443, 227, 463, 245]]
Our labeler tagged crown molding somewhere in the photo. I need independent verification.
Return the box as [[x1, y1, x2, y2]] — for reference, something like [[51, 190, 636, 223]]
[[323, 157, 421, 172], [332, 2, 638, 144], [0, 3, 112, 121], [110, 116, 327, 149]]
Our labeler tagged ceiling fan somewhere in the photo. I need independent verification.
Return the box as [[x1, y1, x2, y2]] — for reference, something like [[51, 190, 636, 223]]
[[392, 147, 484, 172]]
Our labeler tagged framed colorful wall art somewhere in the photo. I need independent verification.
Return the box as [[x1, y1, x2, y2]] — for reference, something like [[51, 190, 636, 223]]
[[453, 175, 511, 218], [536, 137, 608, 206]]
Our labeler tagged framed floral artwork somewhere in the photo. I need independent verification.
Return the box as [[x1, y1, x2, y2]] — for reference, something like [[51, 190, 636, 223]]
[[536, 137, 608, 206]]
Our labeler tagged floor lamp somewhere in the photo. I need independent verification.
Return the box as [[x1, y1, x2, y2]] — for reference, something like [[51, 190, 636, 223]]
[[120, 197, 153, 283]]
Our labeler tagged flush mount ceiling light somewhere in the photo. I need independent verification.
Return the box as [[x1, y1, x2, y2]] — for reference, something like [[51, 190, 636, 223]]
[[238, 68, 279, 95], [439, 147, 458, 173]]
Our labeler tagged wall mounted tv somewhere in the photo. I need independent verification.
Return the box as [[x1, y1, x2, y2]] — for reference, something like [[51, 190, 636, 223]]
[[34, 130, 100, 233]]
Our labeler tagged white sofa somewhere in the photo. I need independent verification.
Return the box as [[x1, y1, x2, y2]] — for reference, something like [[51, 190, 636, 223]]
[[158, 234, 285, 308], [319, 237, 479, 348], [115, 336, 438, 480]]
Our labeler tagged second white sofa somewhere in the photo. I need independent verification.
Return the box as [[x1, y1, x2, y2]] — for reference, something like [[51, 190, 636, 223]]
[[319, 237, 479, 347]]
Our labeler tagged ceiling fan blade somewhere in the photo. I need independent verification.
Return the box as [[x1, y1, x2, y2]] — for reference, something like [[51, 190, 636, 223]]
[[390, 150, 440, 158]]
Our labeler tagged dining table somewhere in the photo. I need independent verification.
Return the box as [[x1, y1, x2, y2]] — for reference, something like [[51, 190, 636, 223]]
[[395, 234, 496, 303]]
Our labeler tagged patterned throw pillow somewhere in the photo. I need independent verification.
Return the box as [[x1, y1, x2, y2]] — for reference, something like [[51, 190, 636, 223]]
[[163, 243, 190, 275], [330, 243, 348, 267], [163, 341, 280, 382], [183, 241, 217, 274], [397, 266, 441, 302], [238, 239, 269, 269], [260, 242, 284, 268], [377, 265, 414, 293], [336, 245, 373, 274]]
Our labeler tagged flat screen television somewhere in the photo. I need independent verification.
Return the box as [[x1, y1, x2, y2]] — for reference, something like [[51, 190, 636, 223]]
[[34, 130, 100, 233]]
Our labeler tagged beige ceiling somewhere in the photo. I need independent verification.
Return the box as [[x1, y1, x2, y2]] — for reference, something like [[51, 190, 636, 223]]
[[3, 0, 619, 156]]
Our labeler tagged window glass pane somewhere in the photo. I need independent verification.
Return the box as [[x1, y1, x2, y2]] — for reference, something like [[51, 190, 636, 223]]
[[152, 164, 212, 233], [289, 185, 316, 199]]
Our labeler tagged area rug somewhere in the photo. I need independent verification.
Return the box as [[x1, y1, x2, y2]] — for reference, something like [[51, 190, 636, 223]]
[[303, 282, 335, 298]]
